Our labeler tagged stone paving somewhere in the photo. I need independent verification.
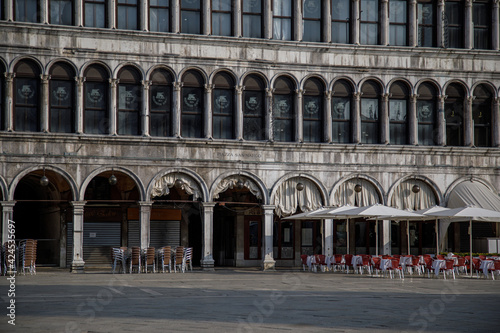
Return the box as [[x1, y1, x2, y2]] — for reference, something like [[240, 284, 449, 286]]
[[0, 267, 499, 333]]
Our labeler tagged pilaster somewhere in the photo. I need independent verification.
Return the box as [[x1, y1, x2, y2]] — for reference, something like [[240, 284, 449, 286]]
[[75, 76, 85, 134], [324, 91, 332, 143], [201, 202, 216, 270], [71, 201, 86, 273], [353, 92, 361, 143], [204, 84, 213, 139], [141, 80, 151, 136], [296, 89, 303, 142], [409, 94, 418, 145], [40, 74, 50, 132], [235, 85, 244, 140], [4, 73, 14, 132], [261, 205, 275, 270], [139, 201, 153, 249], [173, 81, 182, 137], [109, 78, 119, 135]]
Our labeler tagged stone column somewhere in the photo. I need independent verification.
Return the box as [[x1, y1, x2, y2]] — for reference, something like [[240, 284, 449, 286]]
[[296, 89, 303, 142], [141, 80, 151, 136], [438, 95, 446, 146], [352, 0, 360, 45], [40, 74, 50, 132], [324, 91, 332, 142], [493, 97, 500, 147], [437, 0, 445, 47], [5, 0, 13, 21], [465, 96, 474, 147], [75, 76, 85, 134], [264, 0, 272, 39], [109, 78, 118, 135], [171, 0, 180, 33], [41, 0, 48, 23], [233, 0, 241, 37], [380, 0, 389, 46], [323, 0, 331, 42], [493, 0, 500, 51], [324, 219, 333, 257], [465, 0, 473, 49], [266, 88, 274, 141], [204, 84, 213, 139], [261, 205, 275, 270], [235, 85, 244, 140], [1, 201, 15, 244], [409, 0, 417, 47], [59, 204, 68, 268], [409, 94, 418, 145], [139, 201, 152, 250], [173, 82, 182, 137], [140, 0, 148, 30], [71, 201, 86, 273], [381, 93, 389, 144], [203, 0, 211, 35], [353, 92, 361, 143], [109, 0, 116, 29], [201, 202, 216, 270], [4, 73, 14, 132], [382, 219, 391, 255], [294, 0, 302, 41], [75, 0, 83, 26]]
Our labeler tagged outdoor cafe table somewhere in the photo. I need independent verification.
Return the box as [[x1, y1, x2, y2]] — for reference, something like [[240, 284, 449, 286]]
[[431, 259, 446, 277], [379, 258, 392, 272], [399, 256, 412, 272], [479, 260, 495, 278], [351, 256, 363, 272]]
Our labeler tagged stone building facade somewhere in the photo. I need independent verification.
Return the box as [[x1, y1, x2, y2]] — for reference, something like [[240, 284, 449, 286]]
[[1, 0, 500, 271]]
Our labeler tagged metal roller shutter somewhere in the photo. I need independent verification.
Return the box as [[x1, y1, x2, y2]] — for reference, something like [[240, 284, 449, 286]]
[[128, 220, 180, 249]]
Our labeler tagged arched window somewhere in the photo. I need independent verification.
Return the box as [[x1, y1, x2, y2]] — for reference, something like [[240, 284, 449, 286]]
[[389, 81, 409, 145], [360, 81, 380, 144], [181, 0, 201, 34], [243, 74, 265, 141], [15, 0, 40, 22], [303, 78, 323, 143], [50, 0, 73, 25], [389, 0, 407, 46], [117, 0, 138, 30], [417, 82, 437, 146], [417, 0, 435, 47], [212, 0, 232, 36], [181, 70, 204, 138], [117, 67, 141, 135], [360, 0, 379, 45], [84, 0, 106, 28], [445, 83, 465, 146], [84, 64, 109, 134], [14, 60, 40, 132], [331, 0, 350, 44], [472, 84, 493, 147], [332, 80, 352, 143], [444, 0, 464, 48], [302, 0, 321, 42], [150, 0, 169, 32], [273, 76, 294, 142], [242, 0, 262, 38], [212, 72, 234, 139], [150, 69, 173, 137], [49, 62, 75, 133], [273, 0, 292, 40]]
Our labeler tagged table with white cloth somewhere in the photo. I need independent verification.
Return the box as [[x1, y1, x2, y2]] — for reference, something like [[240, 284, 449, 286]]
[[351, 255, 363, 272], [479, 260, 495, 278], [431, 259, 446, 276], [306, 255, 314, 271], [379, 259, 392, 271], [399, 256, 412, 272]]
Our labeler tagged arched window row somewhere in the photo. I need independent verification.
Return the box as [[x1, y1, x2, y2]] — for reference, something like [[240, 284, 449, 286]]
[[3, 0, 500, 50], [1, 60, 499, 147]]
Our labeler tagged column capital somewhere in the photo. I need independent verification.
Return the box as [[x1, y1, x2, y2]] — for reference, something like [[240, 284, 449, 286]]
[[202, 202, 216, 210], [204, 84, 214, 93], [353, 92, 362, 100], [1, 201, 16, 209], [465, 0, 473, 7], [141, 80, 152, 89], [138, 201, 154, 207], [70, 201, 87, 209], [265, 88, 275, 96], [40, 74, 51, 82], [75, 76, 86, 86], [382, 93, 390, 102], [173, 81, 183, 90], [439, 95, 447, 102], [261, 205, 276, 213], [295, 89, 304, 96], [438, 0, 445, 6], [410, 94, 419, 103], [467, 96, 476, 103], [494, 0, 500, 7], [324, 91, 332, 100], [235, 85, 245, 94], [494, 97, 500, 104], [5, 72, 15, 82], [109, 78, 119, 87]]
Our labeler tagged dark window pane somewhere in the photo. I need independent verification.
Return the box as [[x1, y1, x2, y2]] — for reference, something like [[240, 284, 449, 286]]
[[50, 80, 74, 133], [50, 0, 73, 25], [15, 0, 38, 22], [181, 11, 201, 34], [243, 91, 264, 140], [85, 0, 106, 28], [117, 0, 138, 30], [389, 100, 407, 145], [118, 84, 140, 135], [332, 97, 350, 143], [418, 2, 434, 47], [273, 94, 293, 142], [473, 3, 490, 50], [417, 100, 435, 145], [361, 98, 378, 144], [360, 0, 379, 45], [243, 15, 262, 38], [212, 12, 231, 36], [303, 95, 322, 143], [273, 0, 292, 40], [84, 81, 108, 134], [150, 84, 171, 137], [150, 2, 169, 32], [444, 2, 463, 48], [303, 20, 321, 42], [182, 87, 203, 138], [213, 89, 233, 139], [181, 0, 200, 9], [332, 0, 350, 43], [445, 87, 464, 146]]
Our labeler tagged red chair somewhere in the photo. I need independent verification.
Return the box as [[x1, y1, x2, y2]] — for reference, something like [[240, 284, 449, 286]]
[[406, 256, 422, 275], [388, 258, 404, 279], [300, 254, 309, 271], [436, 254, 445, 260], [372, 257, 382, 276], [313, 255, 327, 272], [361, 255, 373, 275], [333, 254, 344, 272], [472, 258, 482, 277], [478, 255, 487, 260], [424, 257, 435, 277], [344, 254, 353, 273], [454, 257, 467, 275], [441, 259, 455, 280]]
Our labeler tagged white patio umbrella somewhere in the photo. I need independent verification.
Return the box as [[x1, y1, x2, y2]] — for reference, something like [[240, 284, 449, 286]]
[[335, 204, 424, 256], [283, 205, 355, 253], [425, 206, 500, 276]]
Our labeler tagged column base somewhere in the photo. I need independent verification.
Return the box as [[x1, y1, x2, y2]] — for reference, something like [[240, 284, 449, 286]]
[[261, 259, 276, 271], [201, 258, 215, 271], [71, 260, 85, 273]]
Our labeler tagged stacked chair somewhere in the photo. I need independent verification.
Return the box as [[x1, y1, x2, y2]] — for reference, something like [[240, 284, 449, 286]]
[[174, 246, 185, 273], [19, 239, 37, 275]]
